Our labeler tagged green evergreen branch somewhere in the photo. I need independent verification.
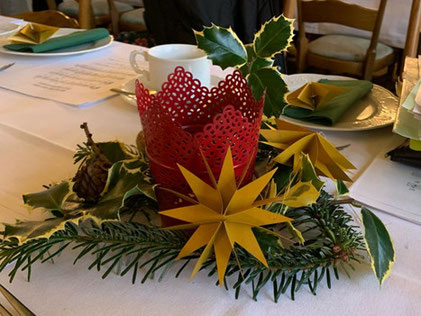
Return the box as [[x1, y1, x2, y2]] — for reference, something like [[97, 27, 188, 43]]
[[0, 195, 364, 301]]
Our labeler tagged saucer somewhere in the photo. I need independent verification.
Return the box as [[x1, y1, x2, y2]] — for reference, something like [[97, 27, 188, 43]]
[[118, 73, 224, 106]]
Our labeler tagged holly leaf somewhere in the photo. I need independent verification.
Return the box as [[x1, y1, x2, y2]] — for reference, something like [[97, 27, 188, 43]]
[[97, 141, 137, 163], [361, 208, 395, 285], [247, 67, 287, 117], [336, 179, 349, 197], [23, 181, 72, 212], [4, 216, 83, 244], [299, 154, 324, 191], [84, 161, 155, 220], [281, 181, 319, 208], [5, 160, 155, 244], [273, 165, 293, 192], [92, 159, 153, 217], [253, 15, 294, 58], [194, 24, 247, 69], [286, 222, 304, 244]]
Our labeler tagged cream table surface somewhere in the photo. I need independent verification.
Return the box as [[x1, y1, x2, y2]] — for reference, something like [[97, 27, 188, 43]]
[[0, 40, 421, 316]]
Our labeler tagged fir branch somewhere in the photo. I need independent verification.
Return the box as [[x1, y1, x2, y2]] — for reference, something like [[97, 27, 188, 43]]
[[0, 195, 364, 301]]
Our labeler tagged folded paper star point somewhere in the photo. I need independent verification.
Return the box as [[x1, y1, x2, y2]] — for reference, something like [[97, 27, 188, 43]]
[[261, 119, 356, 181], [160, 147, 319, 285]]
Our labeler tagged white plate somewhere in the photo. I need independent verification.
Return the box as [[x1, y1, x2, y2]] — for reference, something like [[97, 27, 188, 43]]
[[0, 22, 20, 37], [119, 74, 225, 106], [281, 73, 399, 131], [0, 28, 113, 57]]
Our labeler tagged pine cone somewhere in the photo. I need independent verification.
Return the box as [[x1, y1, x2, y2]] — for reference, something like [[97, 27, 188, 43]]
[[73, 155, 112, 203]]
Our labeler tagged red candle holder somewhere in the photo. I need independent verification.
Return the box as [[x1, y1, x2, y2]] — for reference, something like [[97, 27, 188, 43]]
[[136, 66, 264, 225]]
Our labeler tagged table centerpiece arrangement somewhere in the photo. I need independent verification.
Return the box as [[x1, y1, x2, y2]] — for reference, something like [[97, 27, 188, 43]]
[[0, 15, 394, 302]]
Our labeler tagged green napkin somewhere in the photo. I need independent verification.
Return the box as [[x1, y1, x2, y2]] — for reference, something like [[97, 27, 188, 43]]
[[282, 79, 373, 126], [4, 28, 109, 53]]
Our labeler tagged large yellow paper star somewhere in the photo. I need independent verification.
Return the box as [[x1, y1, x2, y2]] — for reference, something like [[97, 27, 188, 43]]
[[160, 147, 319, 285], [260, 119, 356, 181]]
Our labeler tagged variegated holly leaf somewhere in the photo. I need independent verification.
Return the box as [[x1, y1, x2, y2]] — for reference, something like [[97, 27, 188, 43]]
[[336, 180, 349, 196], [250, 57, 273, 73], [253, 15, 294, 58], [84, 161, 155, 220], [286, 222, 304, 244], [5, 160, 155, 244], [23, 181, 72, 212], [4, 215, 83, 244], [194, 24, 247, 69], [97, 141, 137, 163], [361, 208, 395, 285], [281, 181, 319, 207], [297, 154, 324, 191], [247, 67, 288, 117]]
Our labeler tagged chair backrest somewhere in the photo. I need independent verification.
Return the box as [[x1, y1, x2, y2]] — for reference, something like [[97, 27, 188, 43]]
[[11, 10, 80, 28], [297, 0, 386, 32], [297, 0, 388, 79]]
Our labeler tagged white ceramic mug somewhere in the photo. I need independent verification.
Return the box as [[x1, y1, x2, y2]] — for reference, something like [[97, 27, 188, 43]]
[[129, 44, 211, 90]]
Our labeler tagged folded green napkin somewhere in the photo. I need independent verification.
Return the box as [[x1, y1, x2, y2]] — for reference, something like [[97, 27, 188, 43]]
[[4, 28, 109, 53], [282, 79, 373, 126]]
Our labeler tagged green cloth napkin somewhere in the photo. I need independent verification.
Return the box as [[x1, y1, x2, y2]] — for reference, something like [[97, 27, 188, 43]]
[[4, 28, 109, 53], [282, 79, 373, 126]]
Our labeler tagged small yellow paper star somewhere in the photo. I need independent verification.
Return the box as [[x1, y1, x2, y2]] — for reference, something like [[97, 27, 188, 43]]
[[160, 147, 319, 285], [260, 119, 356, 181]]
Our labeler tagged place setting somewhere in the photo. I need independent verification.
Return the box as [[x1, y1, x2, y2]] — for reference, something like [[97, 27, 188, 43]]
[[0, 21, 113, 57], [1, 1, 421, 315]]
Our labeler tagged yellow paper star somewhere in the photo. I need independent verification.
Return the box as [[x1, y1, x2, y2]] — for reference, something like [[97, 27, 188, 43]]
[[260, 119, 356, 181], [160, 147, 319, 285]]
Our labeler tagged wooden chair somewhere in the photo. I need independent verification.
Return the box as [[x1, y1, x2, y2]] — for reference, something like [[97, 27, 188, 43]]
[[402, 0, 421, 72], [57, 0, 134, 29], [11, 10, 80, 28], [296, 0, 395, 81], [107, 0, 146, 35]]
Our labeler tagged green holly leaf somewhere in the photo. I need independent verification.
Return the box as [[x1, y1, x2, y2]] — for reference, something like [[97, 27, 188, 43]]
[[97, 141, 137, 163], [7, 160, 155, 244], [84, 161, 155, 220], [336, 179, 349, 197], [4, 216, 82, 244], [361, 208, 395, 285], [287, 222, 304, 244], [247, 67, 287, 117], [250, 57, 273, 73], [253, 15, 294, 58], [300, 154, 324, 191], [23, 181, 72, 212], [194, 24, 247, 69], [273, 165, 293, 192]]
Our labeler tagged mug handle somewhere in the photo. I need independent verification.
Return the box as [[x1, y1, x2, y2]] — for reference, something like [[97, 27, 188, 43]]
[[129, 50, 150, 80]]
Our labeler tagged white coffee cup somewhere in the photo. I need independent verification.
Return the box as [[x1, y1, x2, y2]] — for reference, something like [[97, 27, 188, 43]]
[[129, 44, 211, 90]]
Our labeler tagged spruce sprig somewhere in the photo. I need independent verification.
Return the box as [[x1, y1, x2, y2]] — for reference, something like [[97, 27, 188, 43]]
[[0, 194, 364, 301]]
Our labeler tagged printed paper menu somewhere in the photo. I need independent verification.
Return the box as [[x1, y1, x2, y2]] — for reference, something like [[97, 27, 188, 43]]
[[350, 139, 421, 225], [0, 44, 142, 106]]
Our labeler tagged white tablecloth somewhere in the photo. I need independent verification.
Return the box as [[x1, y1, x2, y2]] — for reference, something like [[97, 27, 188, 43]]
[[0, 40, 420, 315], [298, 0, 414, 49]]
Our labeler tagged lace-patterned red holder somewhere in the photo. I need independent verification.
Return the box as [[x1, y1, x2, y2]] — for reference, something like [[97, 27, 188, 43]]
[[136, 66, 264, 225]]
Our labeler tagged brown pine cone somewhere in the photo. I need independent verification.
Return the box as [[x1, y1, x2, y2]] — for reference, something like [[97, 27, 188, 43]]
[[72, 122, 112, 203], [73, 155, 112, 203]]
